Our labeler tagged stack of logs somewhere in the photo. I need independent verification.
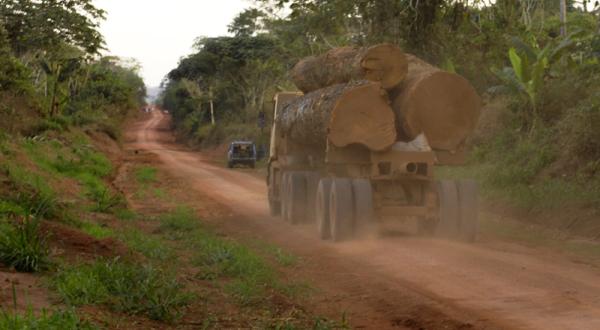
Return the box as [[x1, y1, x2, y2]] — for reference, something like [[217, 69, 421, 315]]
[[277, 44, 482, 152]]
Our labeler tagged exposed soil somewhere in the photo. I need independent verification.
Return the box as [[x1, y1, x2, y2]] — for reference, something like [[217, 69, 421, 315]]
[[122, 111, 600, 329]]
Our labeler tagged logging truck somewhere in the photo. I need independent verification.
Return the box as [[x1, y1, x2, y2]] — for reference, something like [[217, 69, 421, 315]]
[[266, 45, 482, 242]]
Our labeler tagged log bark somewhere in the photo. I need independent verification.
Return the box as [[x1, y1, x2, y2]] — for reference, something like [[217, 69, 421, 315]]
[[391, 54, 481, 151], [291, 44, 408, 93], [277, 81, 397, 151]]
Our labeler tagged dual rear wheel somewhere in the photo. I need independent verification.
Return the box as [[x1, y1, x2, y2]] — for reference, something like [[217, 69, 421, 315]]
[[316, 178, 374, 242], [275, 172, 478, 243]]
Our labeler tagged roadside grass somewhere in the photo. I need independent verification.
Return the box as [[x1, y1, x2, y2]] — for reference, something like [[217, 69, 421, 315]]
[[479, 213, 600, 263], [51, 258, 192, 322], [0, 213, 50, 272], [0, 309, 97, 330], [2, 162, 59, 219], [119, 229, 174, 261], [114, 208, 137, 222], [437, 165, 600, 212], [79, 221, 114, 240], [135, 166, 158, 184], [19, 135, 123, 214], [153, 206, 306, 306]]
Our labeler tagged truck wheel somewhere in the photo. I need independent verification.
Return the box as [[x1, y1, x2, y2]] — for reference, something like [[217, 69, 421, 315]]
[[352, 178, 373, 237], [268, 190, 281, 216], [227, 161, 233, 168], [288, 172, 307, 224], [280, 172, 290, 221], [457, 179, 478, 242], [250, 161, 256, 169], [434, 180, 460, 239], [304, 172, 321, 223], [330, 178, 354, 242]]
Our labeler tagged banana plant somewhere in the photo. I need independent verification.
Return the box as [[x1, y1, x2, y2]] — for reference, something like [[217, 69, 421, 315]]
[[493, 32, 581, 130]]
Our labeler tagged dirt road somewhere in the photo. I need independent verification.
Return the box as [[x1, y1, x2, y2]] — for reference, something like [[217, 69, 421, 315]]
[[130, 111, 600, 329]]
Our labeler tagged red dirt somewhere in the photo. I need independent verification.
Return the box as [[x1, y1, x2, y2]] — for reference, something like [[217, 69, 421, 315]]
[[0, 269, 52, 313], [42, 221, 130, 260], [125, 111, 600, 330]]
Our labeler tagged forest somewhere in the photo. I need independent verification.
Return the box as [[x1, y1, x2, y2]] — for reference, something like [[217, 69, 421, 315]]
[[160, 0, 600, 233]]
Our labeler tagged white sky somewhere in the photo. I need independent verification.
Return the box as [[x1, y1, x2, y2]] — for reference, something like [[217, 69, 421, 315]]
[[95, 0, 250, 87]]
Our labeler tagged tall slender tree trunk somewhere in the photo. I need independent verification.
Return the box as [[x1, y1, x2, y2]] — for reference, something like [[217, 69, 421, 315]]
[[560, 0, 567, 36]]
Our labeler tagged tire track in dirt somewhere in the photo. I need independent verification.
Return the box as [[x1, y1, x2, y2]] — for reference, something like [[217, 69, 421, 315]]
[[128, 111, 600, 330]]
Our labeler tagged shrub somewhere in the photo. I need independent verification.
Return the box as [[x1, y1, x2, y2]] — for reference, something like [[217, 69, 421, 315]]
[[0, 215, 50, 272], [52, 258, 192, 322]]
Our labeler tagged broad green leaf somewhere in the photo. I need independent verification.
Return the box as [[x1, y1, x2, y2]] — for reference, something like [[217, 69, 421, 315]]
[[509, 48, 524, 82]]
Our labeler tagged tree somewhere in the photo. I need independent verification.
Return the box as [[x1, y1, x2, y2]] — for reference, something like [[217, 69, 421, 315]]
[[0, 0, 105, 56]]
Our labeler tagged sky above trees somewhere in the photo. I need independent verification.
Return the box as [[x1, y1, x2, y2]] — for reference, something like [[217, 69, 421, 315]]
[[95, 0, 248, 87]]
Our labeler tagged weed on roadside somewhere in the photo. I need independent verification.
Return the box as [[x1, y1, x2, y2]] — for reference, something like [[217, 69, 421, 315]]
[[135, 166, 157, 184], [119, 229, 174, 261], [0, 308, 98, 330], [0, 213, 50, 272], [80, 221, 114, 239], [52, 258, 192, 322], [156, 206, 199, 239]]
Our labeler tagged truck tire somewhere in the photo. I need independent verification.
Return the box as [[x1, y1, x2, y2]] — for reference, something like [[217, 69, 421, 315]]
[[288, 172, 307, 224], [316, 178, 332, 240], [280, 172, 290, 221], [268, 168, 281, 216], [352, 178, 373, 237], [227, 161, 233, 168], [250, 161, 256, 169], [304, 172, 321, 223], [457, 179, 478, 242], [268, 188, 281, 216], [330, 178, 354, 242], [435, 180, 460, 239]]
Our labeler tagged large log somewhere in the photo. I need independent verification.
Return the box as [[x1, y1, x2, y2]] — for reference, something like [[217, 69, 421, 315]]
[[277, 81, 397, 151], [391, 54, 481, 151], [291, 44, 408, 93]]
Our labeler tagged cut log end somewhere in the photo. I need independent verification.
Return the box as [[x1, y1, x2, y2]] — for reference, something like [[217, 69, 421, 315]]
[[361, 44, 408, 90], [329, 83, 397, 151], [394, 71, 481, 151]]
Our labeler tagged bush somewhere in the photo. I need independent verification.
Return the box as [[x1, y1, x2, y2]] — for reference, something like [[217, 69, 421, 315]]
[[52, 258, 192, 322], [558, 93, 600, 170], [0, 215, 50, 272]]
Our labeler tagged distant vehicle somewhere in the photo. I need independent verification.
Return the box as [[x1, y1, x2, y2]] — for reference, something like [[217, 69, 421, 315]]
[[227, 141, 256, 168]]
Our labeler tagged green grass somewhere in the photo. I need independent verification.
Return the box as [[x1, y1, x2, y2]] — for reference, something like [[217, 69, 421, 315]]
[[189, 230, 276, 305], [135, 166, 158, 184], [0, 308, 97, 330], [156, 206, 199, 240], [2, 162, 58, 219], [119, 229, 174, 261], [113, 208, 137, 221], [153, 206, 304, 306], [0, 215, 50, 272], [80, 221, 114, 239], [51, 258, 192, 322]]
